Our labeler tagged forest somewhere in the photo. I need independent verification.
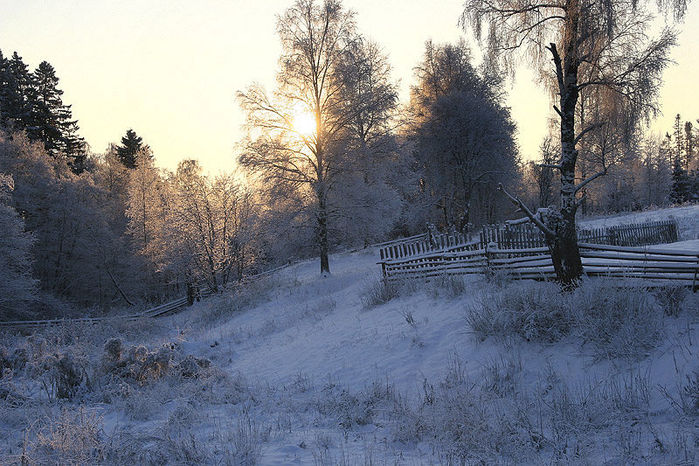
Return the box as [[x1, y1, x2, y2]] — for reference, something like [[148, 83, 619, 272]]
[[1, 0, 698, 319]]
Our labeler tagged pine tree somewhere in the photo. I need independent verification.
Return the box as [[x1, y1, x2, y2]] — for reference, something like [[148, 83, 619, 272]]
[[684, 121, 694, 171], [27, 61, 66, 156], [670, 158, 691, 204], [116, 129, 145, 168], [0, 51, 32, 130], [673, 114, 684, 167]]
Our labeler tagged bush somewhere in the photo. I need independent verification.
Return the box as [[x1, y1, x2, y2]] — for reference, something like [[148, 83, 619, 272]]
[[429, 274, 468, 298], [29, 407, 104, 464]]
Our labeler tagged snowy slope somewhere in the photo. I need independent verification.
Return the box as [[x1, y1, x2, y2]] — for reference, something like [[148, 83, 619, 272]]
[[2, 206, 697, 464]]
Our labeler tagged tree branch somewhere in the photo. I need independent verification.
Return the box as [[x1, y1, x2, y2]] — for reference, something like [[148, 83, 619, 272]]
[[574, 122, 605, 146], [574, 169, 607, 193], [498, 183, 555, 238]]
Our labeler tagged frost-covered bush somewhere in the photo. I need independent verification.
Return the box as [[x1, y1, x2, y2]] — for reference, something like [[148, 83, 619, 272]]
[[467, 281, 573, 343], [390, 356, 538, 464], [29, 351, 89, 400], [28, 407, 104, 464], [316, 380, 397, 430]]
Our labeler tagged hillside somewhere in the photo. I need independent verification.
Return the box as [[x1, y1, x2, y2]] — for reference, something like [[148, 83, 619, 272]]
[[1, 207, 697, 464]]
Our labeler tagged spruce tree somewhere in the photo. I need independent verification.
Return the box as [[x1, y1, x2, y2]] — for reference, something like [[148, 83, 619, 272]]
[[670, 159, 691, 204], [27, 61, 68, 156], [116, 129, 145, 168], [0, 51, 32, 130]]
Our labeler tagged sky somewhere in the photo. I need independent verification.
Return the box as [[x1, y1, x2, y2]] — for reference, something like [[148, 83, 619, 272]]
[[1, 0, 698, 172]]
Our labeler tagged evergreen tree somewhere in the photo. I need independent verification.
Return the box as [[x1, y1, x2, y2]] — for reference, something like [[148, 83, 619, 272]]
[[27, 62, 67, 155], [673, 114, 684, 167], [684, 121, 694, 171], [670, 158, 691, 204], [0, 51, 32, 130], [116, 129, 145, 168]]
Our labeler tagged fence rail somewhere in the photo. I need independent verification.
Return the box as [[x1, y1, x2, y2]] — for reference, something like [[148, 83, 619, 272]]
[[2, 278, 217, 330], [380, 242, 699, 289]]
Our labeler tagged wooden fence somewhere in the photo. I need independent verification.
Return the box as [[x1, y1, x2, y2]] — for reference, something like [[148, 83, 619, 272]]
[[379, 219, 680, 262], [0, 287, 215, 330], [480, 219, 678, 250], [379, 242, 699, 289]]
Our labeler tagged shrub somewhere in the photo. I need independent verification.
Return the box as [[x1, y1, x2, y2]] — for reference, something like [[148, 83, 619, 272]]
[[653, 286, 689, 316], [30, 407, 104, 464], [429, 274, 468, 298], [31, 351, 89, 400]]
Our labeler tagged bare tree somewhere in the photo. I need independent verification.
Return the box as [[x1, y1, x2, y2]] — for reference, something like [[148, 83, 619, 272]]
[[462, 0, 686, 286], [238, 0, 356, 274], [239, 0, 398, 271], [0, 172, 37, 320]]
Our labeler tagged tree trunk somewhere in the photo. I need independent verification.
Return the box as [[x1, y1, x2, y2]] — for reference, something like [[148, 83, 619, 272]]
[[317, 189, 330, 274], [543, 210, 583, 288], [548, 0, 585, 286]]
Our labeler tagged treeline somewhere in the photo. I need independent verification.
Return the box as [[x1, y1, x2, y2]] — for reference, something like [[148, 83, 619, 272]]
[[1, 0, 697, 318], [521, 114, 699, 213]]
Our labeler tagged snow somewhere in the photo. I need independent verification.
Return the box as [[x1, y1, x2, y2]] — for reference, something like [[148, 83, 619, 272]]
[[2, 205, 697, 464]]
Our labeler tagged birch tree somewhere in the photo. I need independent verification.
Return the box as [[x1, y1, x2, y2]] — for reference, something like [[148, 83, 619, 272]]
[[462, 0, 686, 286], [238, 0, 356, 274]]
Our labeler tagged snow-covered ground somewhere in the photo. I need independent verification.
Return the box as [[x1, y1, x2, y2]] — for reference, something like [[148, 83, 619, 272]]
[[1, 206, 697, 464]]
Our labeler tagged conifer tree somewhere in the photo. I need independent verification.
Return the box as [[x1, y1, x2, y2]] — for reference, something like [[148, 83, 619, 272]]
[[26, 61, 85, 170], [0, 51, 32, 130], [116, 129, 146, 168]]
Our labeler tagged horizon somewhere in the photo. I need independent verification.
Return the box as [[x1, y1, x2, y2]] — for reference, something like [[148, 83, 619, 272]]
[[1, 0, 698, 172]]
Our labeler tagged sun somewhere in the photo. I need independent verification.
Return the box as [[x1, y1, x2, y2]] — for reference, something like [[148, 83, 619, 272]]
[[293, 106, 316, 137]]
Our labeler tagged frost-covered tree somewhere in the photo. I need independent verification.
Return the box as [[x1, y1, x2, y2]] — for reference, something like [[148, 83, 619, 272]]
[[239, 0, 371, 273], [0, 172, 37, 320], [0, 131, 142, 308], [461, 0, 686, 286], [137, 160, 258, 291], [126, 149, 163, 251], [328, 37, 402, 246], [408, 40, 518, 231]]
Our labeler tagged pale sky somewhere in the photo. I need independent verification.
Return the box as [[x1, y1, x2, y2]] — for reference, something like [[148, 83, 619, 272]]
[[1, 0, 697, 172]]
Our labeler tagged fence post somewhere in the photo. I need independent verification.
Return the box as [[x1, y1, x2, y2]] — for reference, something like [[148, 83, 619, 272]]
[[485, 241, 496, 278]]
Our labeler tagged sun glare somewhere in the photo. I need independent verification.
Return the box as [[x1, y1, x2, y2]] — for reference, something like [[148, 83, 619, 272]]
[[293, 108, 316, 137]]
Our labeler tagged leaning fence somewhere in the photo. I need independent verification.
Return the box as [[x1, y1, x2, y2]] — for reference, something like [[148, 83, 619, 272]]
[[379, 242, 699, 289]]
